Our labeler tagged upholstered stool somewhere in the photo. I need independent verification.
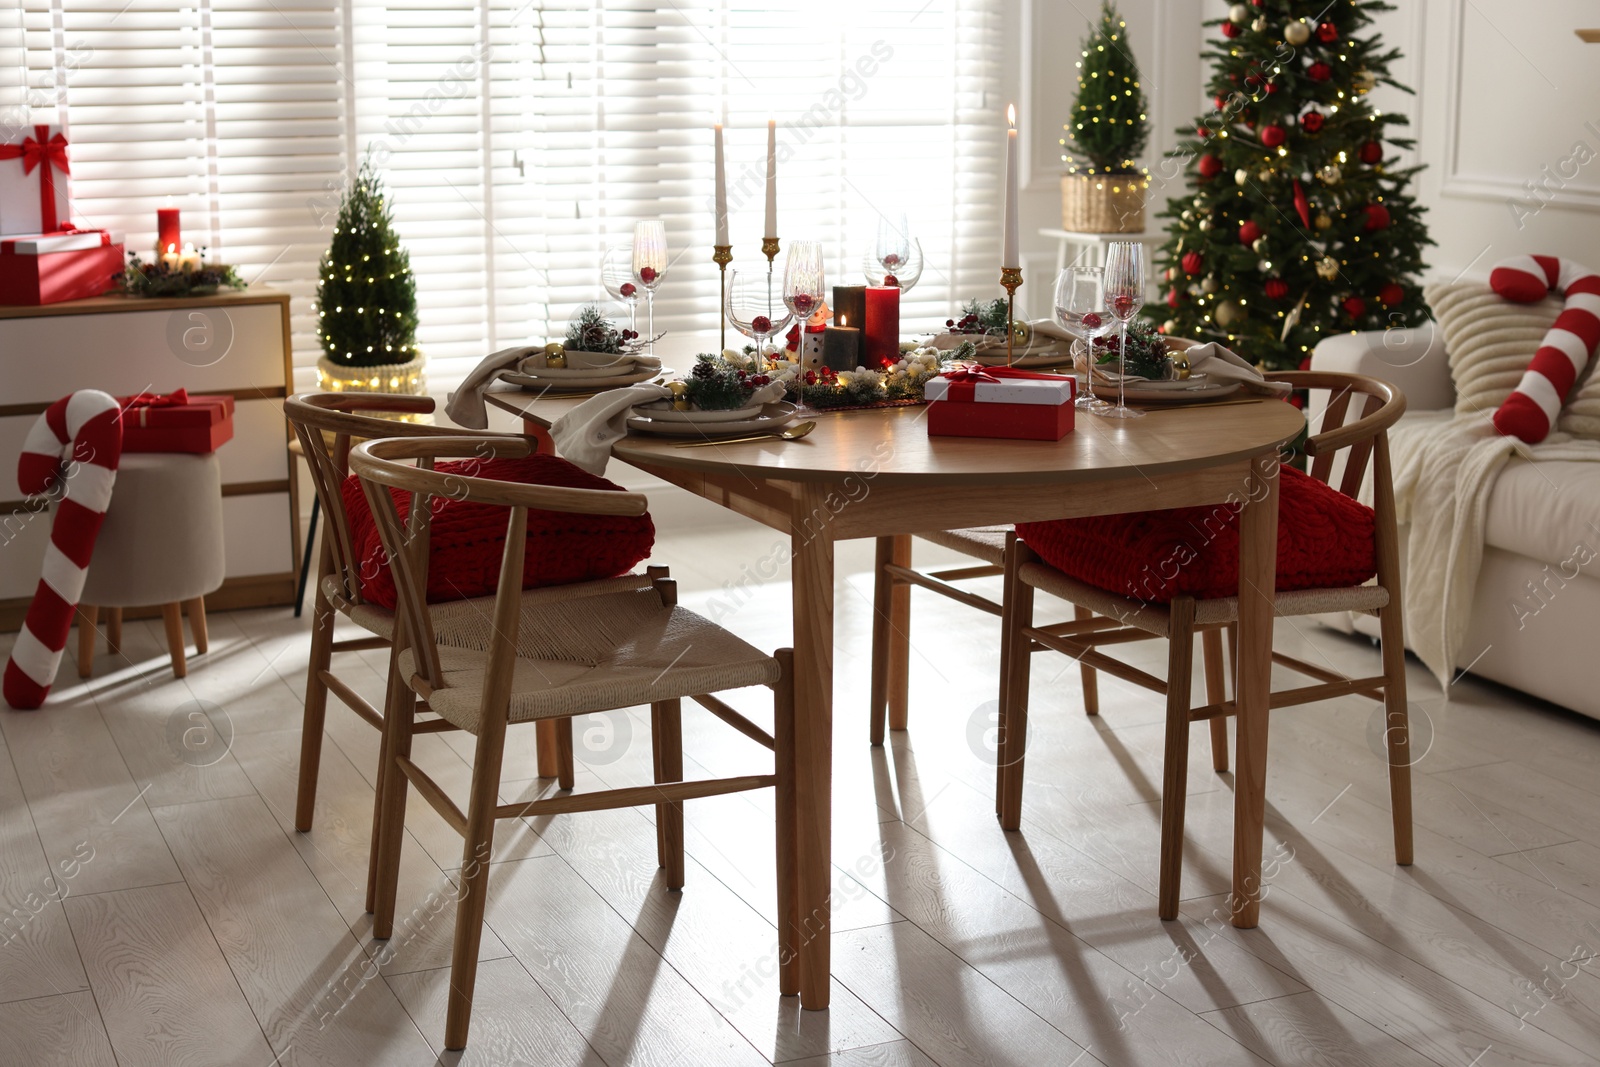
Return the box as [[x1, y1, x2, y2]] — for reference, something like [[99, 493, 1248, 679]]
[[77, 452, 226, 679]]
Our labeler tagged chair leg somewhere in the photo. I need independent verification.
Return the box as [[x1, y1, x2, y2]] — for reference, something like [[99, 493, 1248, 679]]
[[444, 708, 511, 1051], [651, 699, 685, 890], [366, 644, 407, 913], [1378, 605, 1414, 865], [106, 608, 122, 657], [161, 603, 188, 679], [1201, 627, 1230, 773], [184, 597, 208, 655], [370, 664, 416, 936], [1074, 605, 1100, 715], [77, 605, 99, 678], [773, 649, 799, 997], [296, 569, 338, 833], [555, 718, 575, 791], [534, 721, 562, 779], [293, 494, 320, 619], [869, 537, 895, 746], [1158, 598, 1197, 921], [998, 550, 1035, 830]]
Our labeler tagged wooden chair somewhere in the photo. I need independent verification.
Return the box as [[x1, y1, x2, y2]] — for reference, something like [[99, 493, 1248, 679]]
[[997, 371, 1413, 918], [349, 434, 796, 1050]]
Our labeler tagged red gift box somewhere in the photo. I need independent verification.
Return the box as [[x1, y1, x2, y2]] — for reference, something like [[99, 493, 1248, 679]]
[[118, 389, 235, 454], [0, 229, 123, 305], [924, 366, 1076, 441]]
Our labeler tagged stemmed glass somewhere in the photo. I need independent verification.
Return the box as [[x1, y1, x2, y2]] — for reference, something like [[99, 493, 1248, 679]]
[[600, 248, 639, 338], [724, 266, 795, 370], [863, 211, 924, 292], [1102, 241, 1146, 420], [1053, 266, 1113, 411], [631, 220, 666, 356], [784, 240, 826, 412]]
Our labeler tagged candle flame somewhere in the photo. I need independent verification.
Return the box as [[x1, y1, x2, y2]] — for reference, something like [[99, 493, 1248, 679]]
[[166, 243, 176, 254], [840, 314, 847, 326], [1007, 103, 1016, 128]]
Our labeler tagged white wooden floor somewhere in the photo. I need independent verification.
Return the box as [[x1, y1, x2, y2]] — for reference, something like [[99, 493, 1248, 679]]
[[4, 489, 1600, 1066]]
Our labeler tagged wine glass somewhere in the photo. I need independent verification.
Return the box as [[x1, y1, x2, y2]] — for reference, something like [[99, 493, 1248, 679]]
[[631, 220, 667, 356], [862, 238, 923, 293], [1053, 266, 1114, 411], [784, 240, 826, 412], [600, 248, 639, 338], [724, 266, 795, 370], [876, 212, 909, 275], [1101, 241, 1146, 420]]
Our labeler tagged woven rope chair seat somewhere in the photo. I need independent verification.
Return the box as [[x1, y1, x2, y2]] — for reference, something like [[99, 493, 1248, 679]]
[[916, 526, 1010, 567]]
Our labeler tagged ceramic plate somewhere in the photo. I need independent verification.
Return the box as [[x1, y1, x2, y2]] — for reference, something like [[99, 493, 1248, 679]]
[[630, 401, 754, 423], [502, 366, 667, 391], [1094, 372, 1210, 392], [515, 359, 637, 378], [1115, 380, 1242, 404], [627, 402, 798, 437]]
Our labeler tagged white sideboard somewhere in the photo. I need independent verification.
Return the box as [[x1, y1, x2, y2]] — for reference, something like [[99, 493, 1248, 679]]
[[0, 288, 299, 630]]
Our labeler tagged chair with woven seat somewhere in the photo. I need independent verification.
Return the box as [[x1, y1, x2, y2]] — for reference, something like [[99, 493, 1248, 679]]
[[349, 434, 796, 1051], [996, 370, 1413, 919]]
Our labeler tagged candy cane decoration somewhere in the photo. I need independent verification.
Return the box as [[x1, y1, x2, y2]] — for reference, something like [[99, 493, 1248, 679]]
[[1488, 254, 1600, 444], [3, 390, 122, 710]]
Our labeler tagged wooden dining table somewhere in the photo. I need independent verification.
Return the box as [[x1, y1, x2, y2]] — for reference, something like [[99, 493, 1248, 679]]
[[485, 361, 1305, 1013]]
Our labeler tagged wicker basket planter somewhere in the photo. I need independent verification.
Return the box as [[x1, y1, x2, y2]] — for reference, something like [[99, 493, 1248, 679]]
[[1060, 172, 1149, 233], [315, 355, 429, 428]]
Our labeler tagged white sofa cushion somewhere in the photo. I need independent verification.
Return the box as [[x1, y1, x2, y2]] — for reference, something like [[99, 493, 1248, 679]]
[[1483, 458, 1600, 580], [1424, 280, 1564, 418]]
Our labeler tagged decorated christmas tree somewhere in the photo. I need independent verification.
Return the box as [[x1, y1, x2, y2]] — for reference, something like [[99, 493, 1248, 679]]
[[1154, 1, 1432, 370], [316, 158, 418, 368], [1062, 2, 1149, 177]]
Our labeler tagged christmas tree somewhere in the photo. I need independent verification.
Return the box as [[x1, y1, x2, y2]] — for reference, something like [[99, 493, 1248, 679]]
[[316, 158, 419, 368], [1154, 1, 1432, 370], [1062, 2, 1149, 176]]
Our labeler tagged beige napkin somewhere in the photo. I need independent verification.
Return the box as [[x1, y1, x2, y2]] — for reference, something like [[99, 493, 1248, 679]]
[[550, 381, 786, 475], [445, 345, 541, 429], [1090, 340, 1292, 397]]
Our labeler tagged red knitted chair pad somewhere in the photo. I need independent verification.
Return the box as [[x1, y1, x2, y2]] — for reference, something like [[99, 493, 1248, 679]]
[[342, 453, 655, 610], [1015, 464, 1376, 604]]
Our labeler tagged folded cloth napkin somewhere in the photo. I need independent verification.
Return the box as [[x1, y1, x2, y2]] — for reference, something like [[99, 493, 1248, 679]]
[[445, 345, 541, 429], [551, 380, 787, 475], [1090, 340, 1293, 397]]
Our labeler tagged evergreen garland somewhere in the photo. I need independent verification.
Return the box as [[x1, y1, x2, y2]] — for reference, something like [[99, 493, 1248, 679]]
[[1064, 3, 1150, 174], [316, 158, 419, 368]]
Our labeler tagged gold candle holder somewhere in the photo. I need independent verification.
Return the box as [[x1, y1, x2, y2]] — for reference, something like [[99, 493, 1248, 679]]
[[713, 244, 733, 352], [1000, 266, 1024, 367], [761, 236, 781, 263]]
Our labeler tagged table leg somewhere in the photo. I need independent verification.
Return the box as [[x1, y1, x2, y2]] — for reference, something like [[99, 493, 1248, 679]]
[[790, 487, 834, 1011], [1232, 453, 1279, 929], [520, 418, 555, 456]]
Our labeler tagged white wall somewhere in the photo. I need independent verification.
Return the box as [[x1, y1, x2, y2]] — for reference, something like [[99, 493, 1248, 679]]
[[1014, 0, 1600, 315]]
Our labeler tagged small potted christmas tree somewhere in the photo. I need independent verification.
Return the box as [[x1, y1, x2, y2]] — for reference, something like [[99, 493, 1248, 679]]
[[1060, 2, 1150, 233], [314, 157, 425, 397]]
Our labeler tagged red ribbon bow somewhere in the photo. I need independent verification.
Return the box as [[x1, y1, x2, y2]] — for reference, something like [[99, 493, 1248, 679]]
[[120, 389, 189, 411], [938, 364, 1072, 402], [0, 126, 71, 233]]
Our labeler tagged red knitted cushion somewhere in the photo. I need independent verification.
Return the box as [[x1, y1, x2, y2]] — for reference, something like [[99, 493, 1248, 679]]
[[1016, 464, 1375, 603], [341, 453, 655, 609]]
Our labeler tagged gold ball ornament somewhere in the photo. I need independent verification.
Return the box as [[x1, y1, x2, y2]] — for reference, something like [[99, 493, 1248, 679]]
[[1284, 20, 1311, 46], [1353, 69, 1377, 93], [1251, 15, 1269, 33], [1198, 218, 1212, 232], [1316, 255, 1340, 280], [1229, 3, 1249, 23], [1258, 167, 1274, 182], [1235, 168, 1251, 186], [1251, 236, 1268, 254], [542, 341, 566, 369], [1315, 213, 1333, 230], [1181, 209, 1193, 221], [667, 380, 688, 397], [1201, 275, 1220, 294], [1214, 300, 1245, 327], [1170, 349, 1192, 379], [1318, 164, 1342, 185], [1162, 318, 1179, 334]]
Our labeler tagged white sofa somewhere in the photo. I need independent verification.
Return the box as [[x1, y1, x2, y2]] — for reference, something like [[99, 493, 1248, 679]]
[[1310, 325, 1600, 721]]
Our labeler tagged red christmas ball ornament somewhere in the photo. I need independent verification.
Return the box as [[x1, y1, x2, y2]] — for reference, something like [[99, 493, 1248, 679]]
[[1214, 94, 1228, 110], [1316, 21, 1338, 43], [1221, 20, 1241, 38], [1167, 287, 1184, 308], [638, 266, 658, 284], [1196, 124, 1210, 139], [1181, 251, 1204, 276], [1244, 73, 1263, 90], [1301, 112, 1325, 134], [620, 282, 636, 298], [1264, 81, 1280, 95], [1363, 203, 1392, 230], [1265, 279, 1289, 300], [1251, 0, 1265, 6], [1308, 62, 1333, 83], [1260, 123, 1286, 147], [752, 315, 772, 334], [1197, 153, 1223, 179], [1378, 282, 1406, 307], [1359, 140, 1384, 165], [1342, 295, 1367, 319], [1238, 220, 1262, 244]]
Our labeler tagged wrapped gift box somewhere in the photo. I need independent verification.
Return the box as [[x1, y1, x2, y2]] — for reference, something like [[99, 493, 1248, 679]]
[[0, 229, 123, 305], [924, 368, 1076, 441], [1, 124, 73, 236], [119, 390, 235, 454]]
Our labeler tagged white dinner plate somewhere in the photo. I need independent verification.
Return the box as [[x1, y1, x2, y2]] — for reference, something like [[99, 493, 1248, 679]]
[[1094, 372, 1210, 392], [627, 402, 798, 437], [515, 358, 636, 378], [630, 401, 755, 423], [502, 366, 668, 391], [1114, 379, 1242, 404]]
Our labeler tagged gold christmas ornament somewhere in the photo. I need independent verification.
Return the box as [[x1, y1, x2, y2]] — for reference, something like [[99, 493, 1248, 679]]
[[1284, 20, 1311, 45], [1315, 213, 1333, 230], [1316, 255, 1340, 280], [1251, 15, 1269, 33], [547, 352, 567, 369], [1162, 318, 1179, 334], [1214, 300, 1245, 327], [1200, 275, 1220, 294], [1181, 209, 1193, 221], [1198, 218, 1212, 232], [1228, 3, 1249, 23], [1318, 163, 1342, 185], [667, 380, 688, 396], [543, 342, 565, 358], [1171, 349, 1192, 379], [1251, 236, 1268, 254], [1258, 167, 1274, 182], [1235, 168, 1251, 186], [1353, 69, 1377, 93]]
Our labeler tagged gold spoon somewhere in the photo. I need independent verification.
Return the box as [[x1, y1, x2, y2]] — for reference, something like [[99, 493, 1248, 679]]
[[673, 421, 818, 447]]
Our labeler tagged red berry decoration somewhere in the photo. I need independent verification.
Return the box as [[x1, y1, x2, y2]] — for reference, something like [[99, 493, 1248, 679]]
[[792, 293, 814, 314], [1197, 154, 1223, 179], [1260, 124, 1286, 148], [1081, 312, 1103, 329], [620, 282, 636, 298], [1342, 296, 1366, 319], [1301, 112, 1324, 134], [1181, 251, 1204, 275], [1265, 279, 1289, 300], [883, 274, 900, 287], [638, 266, 658, 284], [1379, 283, 1406, 307], [1221, 21, 1240, 38], [751, 315, 772, 333], [1316, 21, 1338, 43], [1308, 62, 1332, 83], [1363, 203, 1392, 230], [1238, 220, 1262, 245], [1359, 140, 1384, 165]]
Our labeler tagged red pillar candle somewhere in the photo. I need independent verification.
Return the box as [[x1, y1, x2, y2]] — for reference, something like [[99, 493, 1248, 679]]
[[156, 208, 181, 256], [863, 285, 900, 369]]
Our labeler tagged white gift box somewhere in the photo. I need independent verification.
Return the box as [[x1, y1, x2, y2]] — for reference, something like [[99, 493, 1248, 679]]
[[924, 375, 1077, 405], [5, 229, 123, 255], [0, 123, 74, 237]]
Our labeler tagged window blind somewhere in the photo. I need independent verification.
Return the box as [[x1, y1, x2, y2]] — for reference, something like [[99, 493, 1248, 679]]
[[9, 0, 1002, 390]]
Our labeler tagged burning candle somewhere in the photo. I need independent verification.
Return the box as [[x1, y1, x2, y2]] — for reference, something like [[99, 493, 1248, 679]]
[[832, 285, 866, 332], [713, 123, 729, 246], [157, 206, 181, 259], [178, 242, 201, 274], [863, 286, 900, 369], [764, 118, 778, 240], [1004, 103, 1020, 267], [160, 243, 180, 271], [823, 317, 861, 372]]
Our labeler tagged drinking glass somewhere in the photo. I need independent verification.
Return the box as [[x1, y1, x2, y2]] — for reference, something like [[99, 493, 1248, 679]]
[[724, 266, 794, 369], [876, 212, 909, 275], [600, 248, 639, 337], [1053, 266, 1114, 411], [784, 240, 826, 412], [1101, 241, 1146, 420], [631, 220, 667, 355]]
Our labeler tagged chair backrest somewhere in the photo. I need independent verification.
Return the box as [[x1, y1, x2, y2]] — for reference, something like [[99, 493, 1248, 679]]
[[283, 392, 520, 608], [1264, 370, 1405, 499], [346, 435, 651, 694]]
